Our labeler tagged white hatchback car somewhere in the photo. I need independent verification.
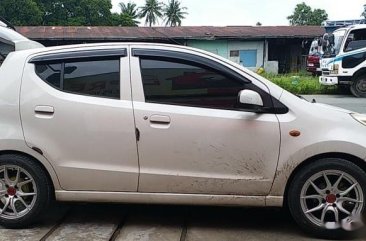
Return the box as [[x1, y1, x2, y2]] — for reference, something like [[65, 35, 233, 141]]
[[0, 26, 365, 239]]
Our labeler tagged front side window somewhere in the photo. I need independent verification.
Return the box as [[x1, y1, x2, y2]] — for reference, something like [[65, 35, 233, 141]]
[[140, 58, 246, 109], [344, 29, 366, 52], [35, 58, 120, 99]]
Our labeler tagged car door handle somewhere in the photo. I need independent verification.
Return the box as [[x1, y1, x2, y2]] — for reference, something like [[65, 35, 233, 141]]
[[34, 105, 54, 115], [149, 115, 171, 124]]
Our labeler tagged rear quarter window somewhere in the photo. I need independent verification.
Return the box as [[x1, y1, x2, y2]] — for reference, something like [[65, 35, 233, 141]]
[[35, 63, 62, 88], [34, 58, 120, 99]]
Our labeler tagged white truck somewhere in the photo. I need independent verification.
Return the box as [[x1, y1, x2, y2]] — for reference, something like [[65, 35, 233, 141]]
[[319, 24, 366, 97]]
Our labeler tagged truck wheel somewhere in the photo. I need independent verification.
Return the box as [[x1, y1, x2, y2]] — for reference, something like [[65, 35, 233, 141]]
[[0, 154, 53, 228], [288, 158, 366, 239], [350, 75, 366, 98]]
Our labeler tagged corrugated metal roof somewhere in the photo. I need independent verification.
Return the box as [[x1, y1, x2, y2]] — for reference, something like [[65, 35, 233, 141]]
[[16, 26, 325, 41]]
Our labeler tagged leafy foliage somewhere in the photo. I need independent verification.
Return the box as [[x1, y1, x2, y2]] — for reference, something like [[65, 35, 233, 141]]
[[287, 2, 328, 26], [119, 2, 140, 26], [139, 0, 163, 27], [0, 0, 43, 26], [362, 4, 366, 18], [262, 73, 339, 95], [163, 0, 187, 27], [0, 0, 188, 27]]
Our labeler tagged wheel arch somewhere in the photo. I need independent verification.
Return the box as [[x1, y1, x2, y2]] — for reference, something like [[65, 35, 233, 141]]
[[353, 67, 366, 80], [283, 152, 366, 207], [0, 150, 60, 192]]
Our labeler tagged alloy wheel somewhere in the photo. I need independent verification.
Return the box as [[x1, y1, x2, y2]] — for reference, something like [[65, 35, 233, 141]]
[[300, 170, 364, 229], [0, 165, 37, 219]]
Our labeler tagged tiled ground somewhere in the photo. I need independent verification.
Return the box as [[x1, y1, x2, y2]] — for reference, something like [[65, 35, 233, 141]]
[[1, 204, 365, 241]]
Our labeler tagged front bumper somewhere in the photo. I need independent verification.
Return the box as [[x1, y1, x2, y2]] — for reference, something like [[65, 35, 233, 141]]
[[319, 76, 338, 85]]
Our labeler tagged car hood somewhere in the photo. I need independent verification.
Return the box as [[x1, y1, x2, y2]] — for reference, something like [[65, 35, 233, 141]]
[[313, 103, 355, 114]]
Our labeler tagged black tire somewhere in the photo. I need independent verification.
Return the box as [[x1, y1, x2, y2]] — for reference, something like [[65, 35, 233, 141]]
[[288, 158, 366, 239], [0, 154, 53, 228], [350, 75, 366, 98]]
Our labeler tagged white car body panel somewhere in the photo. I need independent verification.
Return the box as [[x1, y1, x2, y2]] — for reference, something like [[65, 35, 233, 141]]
[[0, 42, 365, 207], [19, 45, 139, 192]]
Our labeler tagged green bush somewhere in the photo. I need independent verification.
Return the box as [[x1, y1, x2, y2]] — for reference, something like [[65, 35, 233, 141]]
[[261, 73, 340, 95]]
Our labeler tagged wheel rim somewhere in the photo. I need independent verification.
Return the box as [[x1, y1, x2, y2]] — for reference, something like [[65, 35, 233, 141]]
[[300, 170, 364, 228], [356, 79, 366, 93], [0, 165, 37, 219]]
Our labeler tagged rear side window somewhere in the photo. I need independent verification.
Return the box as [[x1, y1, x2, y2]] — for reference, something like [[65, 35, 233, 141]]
[[63, 60, 120, 98], [34, 58, 120, 99]]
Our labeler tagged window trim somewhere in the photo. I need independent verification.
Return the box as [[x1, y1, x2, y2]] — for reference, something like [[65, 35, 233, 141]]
[[132, 48, 251, 84], [135, 49, 288, 114], [29, 49, 127, 63]]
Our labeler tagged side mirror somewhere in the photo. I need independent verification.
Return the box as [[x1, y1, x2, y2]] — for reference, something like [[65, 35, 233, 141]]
[[238, 89, 263, 107]]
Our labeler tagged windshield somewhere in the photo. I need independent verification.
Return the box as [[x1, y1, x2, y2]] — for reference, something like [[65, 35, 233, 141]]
[[333, 29, 346, 55], [308, 39, 322, 56], [323, 29, 346, 57]]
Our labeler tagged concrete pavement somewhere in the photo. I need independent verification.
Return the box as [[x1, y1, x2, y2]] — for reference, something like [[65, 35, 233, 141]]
[[303, 95, 366, 113], [1, 204, 365, 241]]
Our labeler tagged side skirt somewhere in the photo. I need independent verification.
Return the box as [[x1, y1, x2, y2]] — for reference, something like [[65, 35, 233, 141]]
[[55, 191, 283, 207]]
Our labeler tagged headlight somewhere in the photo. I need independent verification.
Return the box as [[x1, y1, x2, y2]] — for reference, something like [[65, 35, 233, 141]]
[[351, 113, 366, 126], [330, 64, 339, 74]]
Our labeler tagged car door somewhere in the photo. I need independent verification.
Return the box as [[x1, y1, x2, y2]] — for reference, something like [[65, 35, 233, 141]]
[[130, 46, 281, 196], [20, 47, 139, 192]]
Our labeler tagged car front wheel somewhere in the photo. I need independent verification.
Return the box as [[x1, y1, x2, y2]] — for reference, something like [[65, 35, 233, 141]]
[[288, 158, 366, 239]]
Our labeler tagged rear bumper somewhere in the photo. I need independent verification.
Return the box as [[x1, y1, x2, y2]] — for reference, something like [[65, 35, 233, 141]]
[[319, 76, 338, 85]]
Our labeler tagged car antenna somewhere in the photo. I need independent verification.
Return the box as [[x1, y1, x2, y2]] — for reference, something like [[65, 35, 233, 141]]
[[0, 17, 16, 31]]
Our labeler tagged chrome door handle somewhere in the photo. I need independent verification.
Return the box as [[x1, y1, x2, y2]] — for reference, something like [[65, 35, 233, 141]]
[[150, 115, 171, 124], [35, 105, 54, 114]]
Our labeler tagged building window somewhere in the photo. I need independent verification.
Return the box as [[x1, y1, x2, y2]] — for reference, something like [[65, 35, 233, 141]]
[[230, 50, 239, 57], [239, 50, 257, 67]]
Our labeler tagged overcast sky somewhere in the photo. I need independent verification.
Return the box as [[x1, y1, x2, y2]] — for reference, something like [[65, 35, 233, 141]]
[[111, 0, 366, 26]]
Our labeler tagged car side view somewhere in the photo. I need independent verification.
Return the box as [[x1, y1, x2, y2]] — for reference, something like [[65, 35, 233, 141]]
[[0, 25, 365, 239]]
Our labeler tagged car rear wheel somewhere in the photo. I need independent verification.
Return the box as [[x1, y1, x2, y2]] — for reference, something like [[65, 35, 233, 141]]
[[288, 158, 366, 239], [350, 75, 366, 98], [0, 154, 53, 228]]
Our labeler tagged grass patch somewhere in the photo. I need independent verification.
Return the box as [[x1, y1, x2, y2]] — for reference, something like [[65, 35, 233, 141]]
[[261, 73, 340, 95]]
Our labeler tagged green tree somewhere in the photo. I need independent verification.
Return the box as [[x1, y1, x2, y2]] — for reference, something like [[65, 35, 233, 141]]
[[111, 12, 139, 26], [119, 2, 140, 26], [0, 0, 43, 26], [139, 0, 163, 27], [287, 2, 328, 26], [35, 0, 113, 26], [362, 4, 366, 18], [163, 0, 187, 27]]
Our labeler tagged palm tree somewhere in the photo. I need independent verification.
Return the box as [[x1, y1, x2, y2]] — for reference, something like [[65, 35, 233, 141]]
[[119, 2, 140, 26], [139, 0, 163, 27], [163, 0, 187, 27]]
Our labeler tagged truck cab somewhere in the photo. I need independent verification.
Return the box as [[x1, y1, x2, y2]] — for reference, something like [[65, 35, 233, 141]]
[[319, 25, 366, 97]]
